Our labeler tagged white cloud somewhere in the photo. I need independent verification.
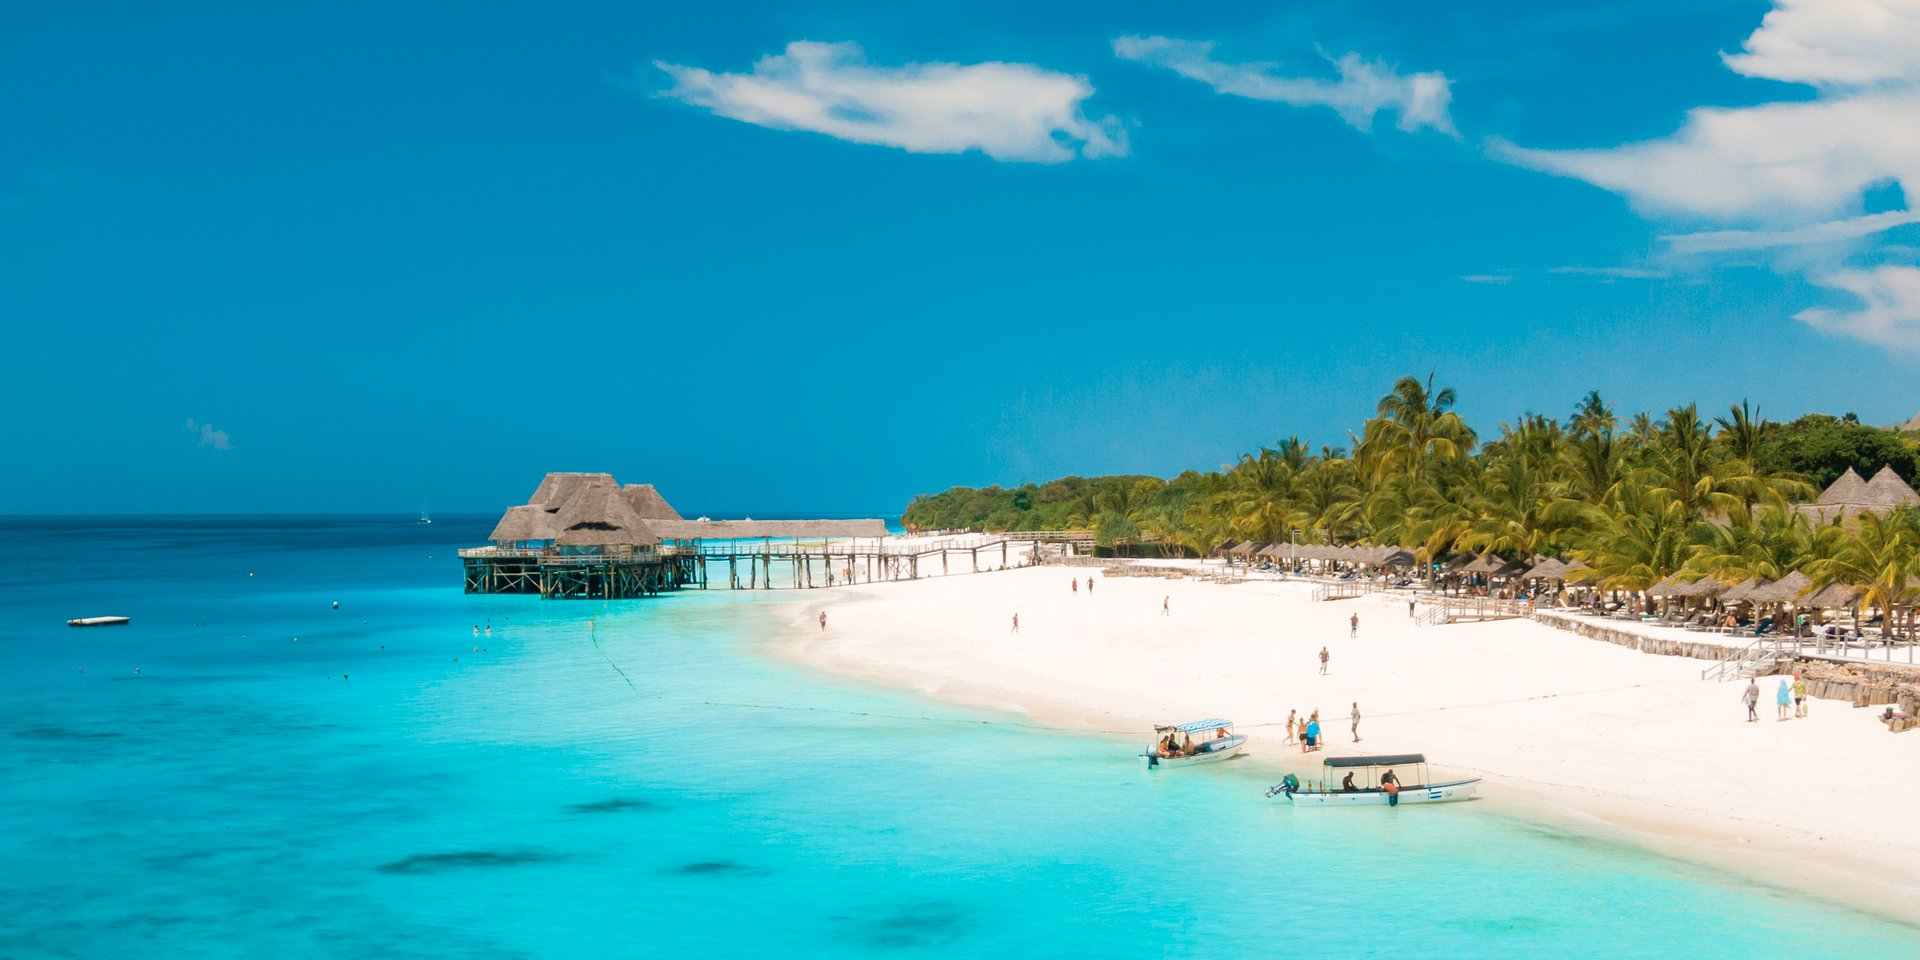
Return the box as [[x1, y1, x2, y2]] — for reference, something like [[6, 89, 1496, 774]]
[[652, 41, 1125, 163], [1797, 265, 1920, 347], [1496, 0, 1920, 348], [1662, 210, 1920, 254], [185, 419, 231, 451], [1112, 35, 1455, 135], [1460, 274, 1513, 284], [1721, 0, 1920, 87]]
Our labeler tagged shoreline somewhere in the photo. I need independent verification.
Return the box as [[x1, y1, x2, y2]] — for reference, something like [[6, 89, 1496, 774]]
[[760, 569, 1920, 926]]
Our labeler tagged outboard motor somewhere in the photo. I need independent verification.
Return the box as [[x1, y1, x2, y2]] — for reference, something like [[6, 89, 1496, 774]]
[[1264, 773, 1299, 798]]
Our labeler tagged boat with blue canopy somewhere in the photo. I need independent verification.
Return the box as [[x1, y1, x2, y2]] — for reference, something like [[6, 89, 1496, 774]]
[[1144, 718, 1246, 769], [1265, 753, 1479, 806]]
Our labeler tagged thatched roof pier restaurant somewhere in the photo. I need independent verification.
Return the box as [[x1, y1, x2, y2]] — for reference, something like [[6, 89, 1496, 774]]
[[460, 472, 1000, 599]]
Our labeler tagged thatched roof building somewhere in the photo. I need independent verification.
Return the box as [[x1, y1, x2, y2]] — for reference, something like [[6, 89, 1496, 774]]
[[1798, 466, 1920, 522], [552, 479, 658, 547], [621, 483, 684, 521], [488, 504, 559, 544], [488, 471, 884, 550]]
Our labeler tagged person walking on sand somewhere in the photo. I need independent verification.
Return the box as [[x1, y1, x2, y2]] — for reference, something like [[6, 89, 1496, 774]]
[[1792, 673, 1807, 718], [818, 611, 827, 632], [1350, 702, 1362, 742], [1283, 709, 1297, 745], [1011, 613, 1020, 633], [1350, 612, 1359, 638], [1086, 576, 1094, 595], [1408, 599, 1415, 619], [1776, 677, 1792, 721], [1071, 578, 1077, 594], [1162, 595, 1170, 616], [1742, 679, 1759, 722], [1319, 646, 1330, 675]]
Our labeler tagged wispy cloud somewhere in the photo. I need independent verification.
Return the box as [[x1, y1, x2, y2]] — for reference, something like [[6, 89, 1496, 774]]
[[1661, 210, 1920, 254], [1112, 35, 1455, 135], [1460, 274, 1514, 284], [1547, 265, 1670, 279], [650, 41, 1125, 163], [1797, 265, 1920, 349], [185, 419, 231, 451], [1494, 0, 1920, 348]]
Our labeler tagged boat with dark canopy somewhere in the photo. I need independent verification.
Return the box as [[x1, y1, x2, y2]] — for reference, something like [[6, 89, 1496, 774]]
[[1267, 753, 1479, 806]]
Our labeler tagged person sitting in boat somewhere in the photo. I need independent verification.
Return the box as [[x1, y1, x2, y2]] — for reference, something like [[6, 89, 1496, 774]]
[[1181, 733, 1195, 755], [1158, 734, 1178, 758], [1214, 726, 1230, 739], [1341, 772, 1358, 792]]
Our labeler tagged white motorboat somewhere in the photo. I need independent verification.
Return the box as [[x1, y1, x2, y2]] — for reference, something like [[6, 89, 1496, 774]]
[[1267, 754, 1479, 806], [67, 616, 131, 627], [1144, 718, 1247, 769]]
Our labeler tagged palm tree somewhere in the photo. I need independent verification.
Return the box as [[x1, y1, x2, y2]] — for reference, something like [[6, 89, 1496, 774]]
[[1807, 508, 1920, 640], [1714, 400, 1768, 464], [1356, 374, 1477, 485]]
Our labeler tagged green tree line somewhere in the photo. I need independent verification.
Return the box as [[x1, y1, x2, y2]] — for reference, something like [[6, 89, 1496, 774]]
[[904, 377, 1920, 623]]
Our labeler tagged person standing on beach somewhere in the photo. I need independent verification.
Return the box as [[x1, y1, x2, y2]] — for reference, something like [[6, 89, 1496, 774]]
[[818, 611, 827, 632], [1319, 646, 1330, 675], [1162, 595, 1170, 616], [1350, 613, 1359, 638], [1350, 702, 1362, 742], [1086, 576, 1094, 595], [1011, 613, 1020, 633], [1305, 715, 1321, 752], [1776, 678, 1792, 721], [1283, 709, 1297, 745], [1742, 679, 1759, 722], [1071, 578, 1077, 594], [1792, 673, 1807, 717], [1408, 599, 1415, 619]]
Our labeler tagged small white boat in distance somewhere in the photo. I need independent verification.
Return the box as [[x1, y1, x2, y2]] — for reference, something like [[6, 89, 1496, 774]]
[[1144, 718, 1247, 769], [1267, 754, 1479, 806], [68, 616, 131, 627]]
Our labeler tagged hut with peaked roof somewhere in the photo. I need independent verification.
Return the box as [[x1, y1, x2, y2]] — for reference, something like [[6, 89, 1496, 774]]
[[552, 479, 659, 556], [621, 483, 684, 521], [1798, 466, 1920, 522]]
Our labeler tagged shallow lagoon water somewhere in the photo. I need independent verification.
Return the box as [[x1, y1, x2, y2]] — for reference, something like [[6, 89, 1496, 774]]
[[1, 516, 1912, 958]]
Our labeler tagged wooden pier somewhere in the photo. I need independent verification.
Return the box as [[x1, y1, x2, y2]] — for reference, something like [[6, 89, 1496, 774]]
[[460, 532, 1089, 600]]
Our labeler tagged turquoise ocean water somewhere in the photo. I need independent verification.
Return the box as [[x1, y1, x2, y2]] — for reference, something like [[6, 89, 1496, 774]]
[[1, 515, 1912, 958]]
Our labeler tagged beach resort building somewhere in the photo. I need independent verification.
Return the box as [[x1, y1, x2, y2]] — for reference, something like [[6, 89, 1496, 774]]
[[1796, 466, 1920, 523], [462, 472, 890, 599]]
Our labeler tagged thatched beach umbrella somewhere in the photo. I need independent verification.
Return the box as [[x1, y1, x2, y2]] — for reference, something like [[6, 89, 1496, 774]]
[[1803, 581, 1863, 610], [1718, 577, 1764, 604], [1644, 574, 1686, 600], [1747, 570, 1812, 605]]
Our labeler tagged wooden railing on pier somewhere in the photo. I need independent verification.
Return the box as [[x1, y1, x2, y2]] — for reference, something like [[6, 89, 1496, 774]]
[[1414, 595, 1535, 626], [459, 532, 1086, 598]]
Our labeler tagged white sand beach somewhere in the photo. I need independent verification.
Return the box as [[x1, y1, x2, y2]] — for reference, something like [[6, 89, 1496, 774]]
[[779, 565, 1920, 919]]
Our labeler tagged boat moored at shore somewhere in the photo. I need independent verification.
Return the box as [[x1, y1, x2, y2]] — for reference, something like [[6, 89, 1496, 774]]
[[1145, 718, 1246, 769], [1267, 754, 1479, 806]]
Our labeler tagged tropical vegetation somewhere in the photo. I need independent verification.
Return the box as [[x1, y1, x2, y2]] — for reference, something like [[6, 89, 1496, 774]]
[[903, 377, 1920, 631]]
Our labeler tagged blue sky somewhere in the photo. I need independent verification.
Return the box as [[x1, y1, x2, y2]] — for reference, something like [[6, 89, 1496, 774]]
[[4, 0, 1917, 515]]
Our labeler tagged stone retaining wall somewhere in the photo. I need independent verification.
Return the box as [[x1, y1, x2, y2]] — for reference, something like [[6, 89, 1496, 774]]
[[1531, 611, 1741, 661]]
